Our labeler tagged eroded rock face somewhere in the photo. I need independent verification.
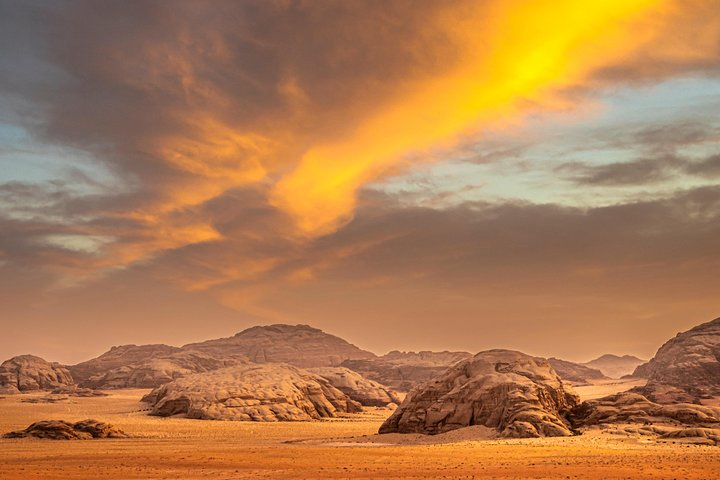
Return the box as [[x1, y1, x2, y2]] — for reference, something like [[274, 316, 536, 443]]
[[341, 350, 472, 392], [143, 363, 362, 421], [631, 317, 720, 403], [307, 367, 401, 407], [583, 354, 646, 379], [547, 358, 607, 385], [570, 392, 720, 429], [379, 350, 579, 438], [79, 351, 248, 389], [3, 419, 128, 440], [0, 355, 74, 394], [183, 324, 376, 368], [69, 344, 181, 384]]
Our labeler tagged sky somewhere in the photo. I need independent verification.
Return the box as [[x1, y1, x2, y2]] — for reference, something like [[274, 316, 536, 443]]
[[1, 0, 719, 364]]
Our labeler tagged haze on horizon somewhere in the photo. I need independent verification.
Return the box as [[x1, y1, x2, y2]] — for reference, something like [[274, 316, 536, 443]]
[[1, 0, 719, 365]]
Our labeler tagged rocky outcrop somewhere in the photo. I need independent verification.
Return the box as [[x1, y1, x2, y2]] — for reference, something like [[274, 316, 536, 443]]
[[143, 363, 362, 421], [69, 344, 181, 384], [547, 358, 607, 385], [183, 324, 376, 368], [379, 350, 579, 438], [631, 317, 720, 403], [79, 351, 247, 389], [342, 350, 471, 392], [3, 419, 128, 440], [570, 392, 720, 431], [582, 354, 645, 379], [0, 355, 74, 394], [307, 367, 401, 407]]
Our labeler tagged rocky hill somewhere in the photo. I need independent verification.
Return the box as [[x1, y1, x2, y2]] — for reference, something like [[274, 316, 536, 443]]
[[341, 350, 471, 392], [547, 358, 607, 385], [582, 354, 645, 379], [379, 350, 579, 438], [143, 363, 362, 421], [79, 351, 248, 389], [307, 367, 401, 407], [0, 355, 74, 394], [631, 317, 720, 403], [183, 324, 375, 368], [69, 344, 181, 384]]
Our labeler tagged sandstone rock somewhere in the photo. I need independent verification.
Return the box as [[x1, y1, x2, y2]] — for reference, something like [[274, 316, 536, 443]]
[[631, 317, 720, 403], [547, 358, 607, 385], [0, 355, 74, 394], [379, 350, 579, 438], [570, 391, 720, 429], [582, 354, 646, 379], [69, 344, 181, 384], [307, 367, 401, 406], [183, 324, 375, 368], [79, 350, 247, 389], [3, 419, 128, 440], [342, 350, 471, 392], [143, 363, 362, 421]]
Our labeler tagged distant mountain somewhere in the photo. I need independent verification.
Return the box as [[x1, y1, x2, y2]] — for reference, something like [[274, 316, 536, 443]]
[[582, 354, 645, 379], [547, 358, 607, 385], [183, 324, 376, 368], [341, 350, 471, 392], [632, 316, 720, 403], [0, 355, 74, 394], [69, 344, 181, 384]]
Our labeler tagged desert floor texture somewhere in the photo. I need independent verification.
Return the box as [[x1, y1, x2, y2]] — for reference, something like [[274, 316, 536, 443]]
[[1, 383, 718, 480]]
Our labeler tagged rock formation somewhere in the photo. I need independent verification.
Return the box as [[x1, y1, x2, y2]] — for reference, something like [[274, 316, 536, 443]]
[[582, 354, 645, 379], [631, 317, 720, 403], [183, 324, 375, 368], [143, 363, 362, 421], [307, 367, 401, 406], [3, 419, 128, 440], [342, 350, 471, 392], [79, 351, 247, 389], [379, 350, 579, 438], [0, 355, 74, 394], [547, 358, 607, 385], [68, 344, 181, 384]]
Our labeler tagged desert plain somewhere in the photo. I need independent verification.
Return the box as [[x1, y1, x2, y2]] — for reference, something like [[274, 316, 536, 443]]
[[1, 381, 719, 480]]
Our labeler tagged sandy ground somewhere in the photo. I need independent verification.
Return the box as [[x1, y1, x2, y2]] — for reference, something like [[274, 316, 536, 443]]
[[1, 388, 719, 479]]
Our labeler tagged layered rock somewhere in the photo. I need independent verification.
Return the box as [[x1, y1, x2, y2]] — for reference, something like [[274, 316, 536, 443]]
[[583, 354, 645, 379], [143, 363, 362, 421], [3, 419, 128, 440], [570, 392, 720, 430], [307, 367, 401, 407], [379, 350, 579, 438], [79, 351, 247, 389], [631, 317, 720, 403], [342, 350, 471, 392], [0, 355, 74, 394], [183, 324, 375, 368], [69, 344, 181, 384], [547, 358, 607, 385]]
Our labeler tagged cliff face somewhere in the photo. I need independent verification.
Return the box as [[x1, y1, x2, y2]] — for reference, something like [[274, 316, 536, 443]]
[[0, 355, 74, 394], [379, 350, 579, 438]]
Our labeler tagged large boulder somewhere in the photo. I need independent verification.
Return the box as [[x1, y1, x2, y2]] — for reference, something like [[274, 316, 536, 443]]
[[143, 363, 362, 421], [341, 350, 472, 392], [3, 419, 128, 440], [183, 324, 376, 368], [0, 355, 74, 394], [69, 344, 181, 384], [307, 367, 401, 407], [79, 351, 247, 389], [582, 354, 646, 379], [547, 358, 607, 385], [631, 317, 720, 403], [379, 350, 579, 438]]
